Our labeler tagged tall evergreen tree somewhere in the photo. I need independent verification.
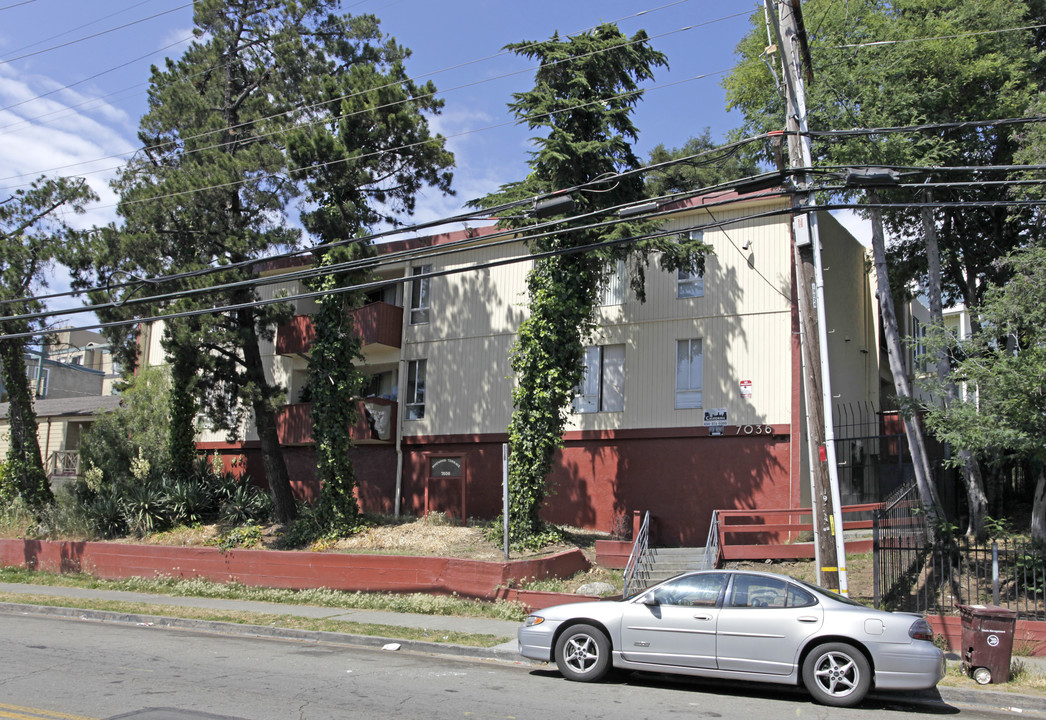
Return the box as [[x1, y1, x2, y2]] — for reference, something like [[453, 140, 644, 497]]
[[474, 25, 711, 547], [75, 2, 423, 523], [0, 176, 95, 509], [284, 34, 453, 535]]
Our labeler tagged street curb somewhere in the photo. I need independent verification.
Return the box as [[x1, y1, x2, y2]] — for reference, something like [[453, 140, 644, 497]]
[[0, 601, 530, 664], [5, 601, 1045, 714]]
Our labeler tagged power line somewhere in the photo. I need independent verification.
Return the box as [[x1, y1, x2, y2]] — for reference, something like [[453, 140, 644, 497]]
[[0, 0, 36, 11], [0, 202, 798, 341], [0, 10, 749, 187], [829, 23, 1046, 49], [1, 0, 159, 59], [0, 2, 194, 66], [0, 34, 194, 119], [0, 132, 774, 313]]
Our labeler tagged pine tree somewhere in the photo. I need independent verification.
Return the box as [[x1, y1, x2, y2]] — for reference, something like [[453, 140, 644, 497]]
[[474, 24, 711, 547]]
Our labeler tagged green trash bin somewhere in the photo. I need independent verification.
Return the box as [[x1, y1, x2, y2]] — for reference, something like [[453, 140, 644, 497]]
[[958, 604, 1017, 684]]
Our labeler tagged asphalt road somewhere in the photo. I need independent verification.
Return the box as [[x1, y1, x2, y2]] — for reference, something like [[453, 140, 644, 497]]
[[0, 614, 1032, 720]]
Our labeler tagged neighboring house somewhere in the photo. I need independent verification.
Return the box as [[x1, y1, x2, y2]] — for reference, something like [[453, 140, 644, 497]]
[[0, 328, 120, 485], [0, 395, 122, 484], [44, 328, 121, 396], [137, 190, 884, 545]]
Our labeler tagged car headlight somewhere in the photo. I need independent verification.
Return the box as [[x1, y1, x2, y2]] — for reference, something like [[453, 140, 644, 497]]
[[524, 615, 546, 627], [909, 618, 935, 642]]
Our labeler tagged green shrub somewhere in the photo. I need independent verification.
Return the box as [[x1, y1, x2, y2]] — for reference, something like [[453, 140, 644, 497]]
[[164, 476, 209, 525], [87, 490, 127, 539], [220, 481, 272, 525]]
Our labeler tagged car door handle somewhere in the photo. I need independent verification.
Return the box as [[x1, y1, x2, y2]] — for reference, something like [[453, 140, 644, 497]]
[[693, 614, 713, 621], [797, 616, 819, 623]]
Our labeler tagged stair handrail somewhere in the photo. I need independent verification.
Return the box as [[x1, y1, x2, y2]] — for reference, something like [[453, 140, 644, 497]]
[[622, 510, 651, 599], [702, 510, 721, 569]]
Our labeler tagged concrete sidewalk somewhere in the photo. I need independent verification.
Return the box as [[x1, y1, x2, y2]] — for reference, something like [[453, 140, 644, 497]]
[[3, 581, 1046, 716]]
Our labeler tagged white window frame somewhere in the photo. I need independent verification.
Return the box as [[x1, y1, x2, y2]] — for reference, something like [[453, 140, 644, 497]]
[[675, 338, 703, 409], [409, 265, 432, 325], [574, 344, 625, 413], [405, 359, 427, 420]]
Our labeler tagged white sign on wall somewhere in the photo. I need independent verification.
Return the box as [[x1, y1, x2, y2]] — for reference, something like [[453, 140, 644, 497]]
[[704, 408, 727, 437], [740, 380, 753, 399]]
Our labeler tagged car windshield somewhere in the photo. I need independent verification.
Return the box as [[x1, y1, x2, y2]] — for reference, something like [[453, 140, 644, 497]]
[[794, 578, 867, 607]]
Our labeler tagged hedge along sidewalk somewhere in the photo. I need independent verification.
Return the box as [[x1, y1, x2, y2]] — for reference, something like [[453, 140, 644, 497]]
[[0, 582, 523, 651]]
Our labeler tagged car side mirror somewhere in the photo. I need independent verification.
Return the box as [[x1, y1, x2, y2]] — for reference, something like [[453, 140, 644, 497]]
[[642, 592, 660, 606]]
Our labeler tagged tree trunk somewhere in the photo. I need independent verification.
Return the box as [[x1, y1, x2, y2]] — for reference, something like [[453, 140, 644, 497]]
[[869, 192, 943, 527], [238, 315, 296, 524], [0, 336, 52, 508], [1031, 462, 1046, 545], [921, 204, 987, 540]]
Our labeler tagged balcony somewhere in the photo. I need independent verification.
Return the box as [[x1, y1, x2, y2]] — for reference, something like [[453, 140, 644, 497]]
[[276, 302, 403, 356], [276, 397, 397, 445]]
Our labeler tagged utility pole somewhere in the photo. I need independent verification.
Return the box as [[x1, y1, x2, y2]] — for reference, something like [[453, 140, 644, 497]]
[[765, 0, 848, 595]]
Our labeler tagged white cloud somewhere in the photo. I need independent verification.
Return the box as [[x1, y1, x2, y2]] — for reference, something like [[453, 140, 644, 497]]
[[0, 65, 136, 230]]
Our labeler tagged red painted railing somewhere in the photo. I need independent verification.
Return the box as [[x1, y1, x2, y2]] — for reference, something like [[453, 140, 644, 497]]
[[276, 398, 397, 445], [275, 302, 403, 355], [716, 503, 879, 561]]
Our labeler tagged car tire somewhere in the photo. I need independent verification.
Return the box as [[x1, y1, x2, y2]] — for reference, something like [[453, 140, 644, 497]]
[[554, 623, 611, 682], [802, 642, 872, 707]]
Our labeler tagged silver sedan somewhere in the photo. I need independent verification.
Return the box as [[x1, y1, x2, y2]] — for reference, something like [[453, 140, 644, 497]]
[[518, 569, 945, 707]]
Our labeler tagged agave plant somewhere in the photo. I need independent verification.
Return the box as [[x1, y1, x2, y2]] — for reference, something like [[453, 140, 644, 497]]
[[220, 480, 273, 525], [87, 490, 127, 539], [120, 481, 170, 537], [164, 476, 209, 525]]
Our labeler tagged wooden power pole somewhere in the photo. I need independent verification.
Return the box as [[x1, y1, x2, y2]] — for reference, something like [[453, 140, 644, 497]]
[[765, 0, 848, 595]]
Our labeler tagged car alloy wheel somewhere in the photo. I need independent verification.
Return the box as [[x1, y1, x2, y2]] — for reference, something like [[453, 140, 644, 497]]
[[554, 623, 611, 682], [802, 642, 872, 707]]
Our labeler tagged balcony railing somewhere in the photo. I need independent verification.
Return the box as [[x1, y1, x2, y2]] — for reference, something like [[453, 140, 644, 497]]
[[276, 398, 397, 445], [47, 450, 81, 477], [276, 302, 403, 356]]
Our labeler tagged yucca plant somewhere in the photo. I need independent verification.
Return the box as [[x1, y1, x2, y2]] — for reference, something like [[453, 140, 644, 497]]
[[220, 480, 272, 525], [121, 481, 170, 537]]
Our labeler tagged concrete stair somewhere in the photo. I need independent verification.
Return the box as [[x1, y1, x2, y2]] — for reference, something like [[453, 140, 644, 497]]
[[632, 546, 714, 590]]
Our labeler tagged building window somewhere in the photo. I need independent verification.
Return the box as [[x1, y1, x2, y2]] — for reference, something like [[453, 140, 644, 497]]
[[675, 338, 703, 409], [599, 259, 627, 306], [677, 229, 705, 298], [406, 359, 427, 420], [410, 265, 431, 325], [574, 344, 625, 413], [677, 269, 704, 298]]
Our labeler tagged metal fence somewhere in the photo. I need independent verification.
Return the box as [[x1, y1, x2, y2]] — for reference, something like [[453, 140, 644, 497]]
[[833, 401, 914, 506], [874, 486, 1046, 620]]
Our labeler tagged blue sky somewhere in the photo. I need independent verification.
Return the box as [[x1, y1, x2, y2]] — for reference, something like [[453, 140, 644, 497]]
[[0, 1, 757, 226]]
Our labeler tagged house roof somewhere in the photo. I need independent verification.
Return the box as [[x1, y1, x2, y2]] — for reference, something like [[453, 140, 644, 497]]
[[0, 395, 122, 420]]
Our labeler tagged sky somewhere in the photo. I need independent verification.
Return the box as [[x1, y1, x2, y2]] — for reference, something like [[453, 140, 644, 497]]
[[0, 0, 870, 319]]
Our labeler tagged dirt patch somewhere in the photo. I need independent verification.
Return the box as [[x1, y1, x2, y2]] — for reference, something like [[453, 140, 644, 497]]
[[135, 516, 610, 562]]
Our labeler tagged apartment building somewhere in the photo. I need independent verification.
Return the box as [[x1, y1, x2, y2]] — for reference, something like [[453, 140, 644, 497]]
[[137, 190, 882, 545]]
